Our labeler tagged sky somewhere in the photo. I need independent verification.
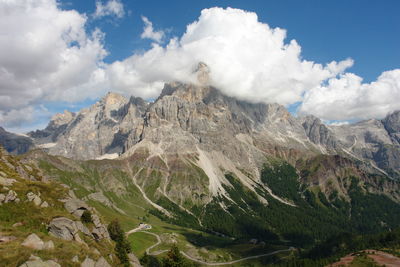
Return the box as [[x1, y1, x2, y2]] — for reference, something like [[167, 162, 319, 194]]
[[0, 0, 399, 133]]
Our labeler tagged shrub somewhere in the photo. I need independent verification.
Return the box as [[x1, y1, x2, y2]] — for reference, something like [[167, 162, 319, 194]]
[[81, 210, 92, 223]]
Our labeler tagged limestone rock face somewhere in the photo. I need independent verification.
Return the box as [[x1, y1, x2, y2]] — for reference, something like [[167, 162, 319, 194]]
[[29, 93, 147, 160], [24, 64, 400, 183], [29, 110, 76, 143], [383, 110, 400, 144]]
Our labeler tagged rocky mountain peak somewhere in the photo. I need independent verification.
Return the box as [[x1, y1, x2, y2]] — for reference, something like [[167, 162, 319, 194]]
[[194, 61, 210, 85], [101, 92, 127, 106], [50, 110, 75, 127], [383, 110, 400, 144]]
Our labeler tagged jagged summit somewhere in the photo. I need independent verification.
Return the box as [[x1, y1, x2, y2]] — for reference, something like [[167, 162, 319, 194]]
[[194, 61, 211, 85], [0, 73, 396, 206]]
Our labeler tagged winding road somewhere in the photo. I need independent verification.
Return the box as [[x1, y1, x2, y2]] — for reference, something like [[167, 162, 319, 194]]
[[127, 227, 294, 265]]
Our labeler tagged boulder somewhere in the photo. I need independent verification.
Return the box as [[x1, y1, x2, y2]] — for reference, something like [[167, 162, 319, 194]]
[[64, 198, 89, 218], [40, 201, 49, 208], [26, 192, 42, 206], [48, 217, 78, 241], [0, 235, 16, 243], [21, 233, 44, 250], [72, 255, 79, 263], [43, 240, 54, 250], [95, 257, 111, 267], [0, 177, 16, 186], [4, 190, 17, 203], [19, 258, 60, 267], [0, 193, 5, 203], [81, 257, 95, 267]]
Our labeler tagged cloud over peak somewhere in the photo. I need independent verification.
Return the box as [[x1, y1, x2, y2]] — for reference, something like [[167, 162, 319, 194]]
[[109, 7, 353, 105]]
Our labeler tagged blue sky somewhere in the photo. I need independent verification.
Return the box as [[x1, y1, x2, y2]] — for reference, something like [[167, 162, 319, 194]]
[[0, 0, 399, 132], [65, 0, 400, 82]]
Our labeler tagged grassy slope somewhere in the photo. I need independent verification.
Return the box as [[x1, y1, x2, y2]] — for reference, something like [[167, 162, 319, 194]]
[[25, 150, 400, 266], [0, 151, 114, 266]]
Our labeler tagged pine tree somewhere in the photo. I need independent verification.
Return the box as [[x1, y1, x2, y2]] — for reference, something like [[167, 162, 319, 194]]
[[108, 219, 131, 267]]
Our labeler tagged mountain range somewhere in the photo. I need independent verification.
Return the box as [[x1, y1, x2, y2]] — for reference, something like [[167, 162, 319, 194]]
[[2, 63, 400, 266]]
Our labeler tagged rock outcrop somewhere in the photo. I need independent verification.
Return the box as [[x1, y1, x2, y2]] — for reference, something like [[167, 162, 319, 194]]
[[21, 233, 55, 250], [19, 255, 60, 267]]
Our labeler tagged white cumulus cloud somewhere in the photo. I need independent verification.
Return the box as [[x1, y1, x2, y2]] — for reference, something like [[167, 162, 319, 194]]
[[299, 69, 400, 120], [108, 7, 353, 105], [140, 16, 165, 43], [0, 0, 108, 128], [94, 0, 124, 19]]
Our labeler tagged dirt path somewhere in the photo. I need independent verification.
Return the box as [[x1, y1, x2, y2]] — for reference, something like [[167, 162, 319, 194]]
[[328, 250, 400, 267], [365, 250, 400, 267], [127, 228, 294, 265], [181, 249, 293, 266]]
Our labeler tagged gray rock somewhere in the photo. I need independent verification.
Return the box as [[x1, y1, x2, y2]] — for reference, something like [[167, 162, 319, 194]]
[[75, 221, 92, 236], [64, 198, 88, 217], [26, 191, 42, 205], [91, 214, 101, 228], [19, 258, 61, 267], [81, 257, 95, 267], [0, 177, 16, 186], [48, 217, 78, 241], [0, 193, 5, 203], [128, 253, 142, 267], [72, 255, 79, 263], [43, 240, 54, 250], [0, 235, 16, 243], [95, 257, 111, 267], [40, 201, 49, 208], [4, 190, 17, 203], [12, 222, 23, 227], [21, 233, 44, 250]]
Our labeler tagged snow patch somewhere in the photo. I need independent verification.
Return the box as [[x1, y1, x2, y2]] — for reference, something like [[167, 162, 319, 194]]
[[96, 153, 119, 160], [37, 143, 57, 148]]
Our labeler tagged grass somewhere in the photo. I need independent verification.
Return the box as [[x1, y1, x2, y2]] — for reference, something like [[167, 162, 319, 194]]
[[0, 151, 115, 266], [30, 154, 297, 266], [128, 232, 157, 256]]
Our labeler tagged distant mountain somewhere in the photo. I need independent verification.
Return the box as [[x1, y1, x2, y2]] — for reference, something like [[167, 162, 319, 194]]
[[0, 127, 34, 154]]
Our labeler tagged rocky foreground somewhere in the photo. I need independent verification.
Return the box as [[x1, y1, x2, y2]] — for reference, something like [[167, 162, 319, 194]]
[[0, 146, 141, 266]]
